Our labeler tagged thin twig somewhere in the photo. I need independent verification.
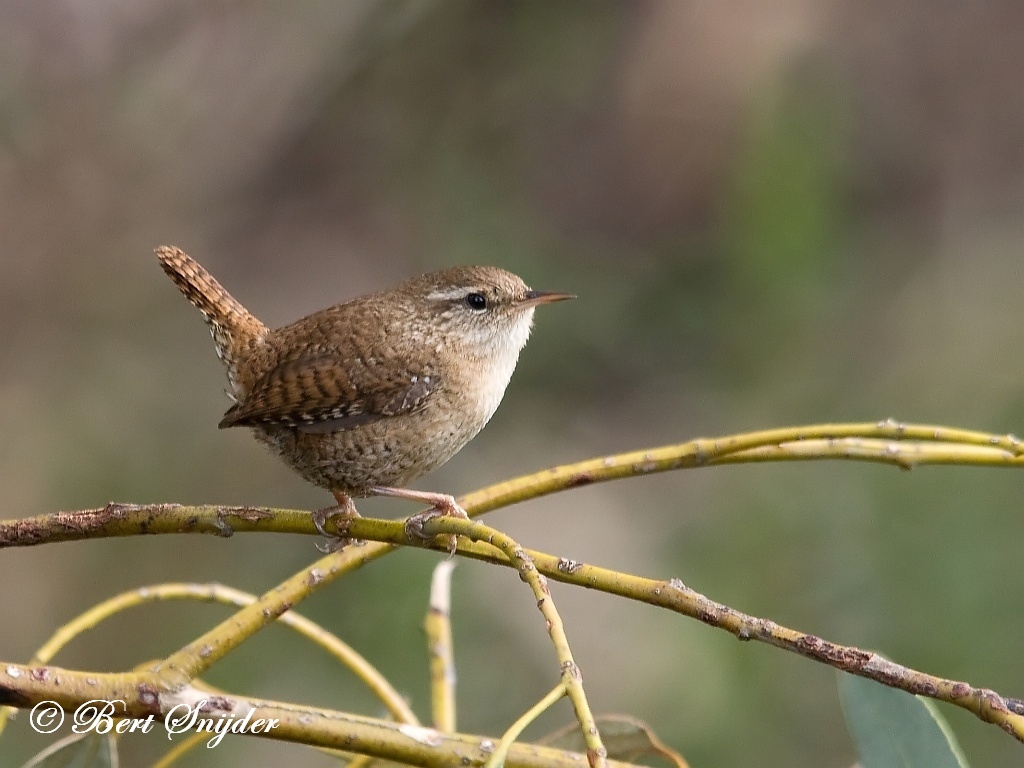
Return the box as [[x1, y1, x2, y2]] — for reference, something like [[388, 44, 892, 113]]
[[421, 516, 607, 768], [152, 549, 369, 686], [426, 561, 458, 733], [414, 532, 1024, 745], [0, 581, 416, 735], [487, 684, 567, 768], [147, 731, 207, 768]]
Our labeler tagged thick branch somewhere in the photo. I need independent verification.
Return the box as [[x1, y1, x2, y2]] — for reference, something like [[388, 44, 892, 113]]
[[5, 423, 1024, 549], [0, 665, 633, 768]]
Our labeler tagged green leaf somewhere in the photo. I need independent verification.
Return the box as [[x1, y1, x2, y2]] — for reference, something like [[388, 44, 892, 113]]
[[838, 672, 970, 768], [540, 714, 690, 768]]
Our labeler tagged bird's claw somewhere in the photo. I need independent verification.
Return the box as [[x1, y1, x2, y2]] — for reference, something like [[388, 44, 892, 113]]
[[404, 509, 445, 541], [405, 499, 468, 556], [313, 499, 361, 552]]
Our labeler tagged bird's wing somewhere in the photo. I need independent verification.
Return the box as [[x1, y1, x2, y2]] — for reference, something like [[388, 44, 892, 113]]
[[218, 354, 437, 433]]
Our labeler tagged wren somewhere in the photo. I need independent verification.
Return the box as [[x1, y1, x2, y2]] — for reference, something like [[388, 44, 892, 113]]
[[156, 246, 573, 541]]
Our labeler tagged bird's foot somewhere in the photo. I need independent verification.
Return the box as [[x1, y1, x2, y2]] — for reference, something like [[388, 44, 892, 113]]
[[368, 486, 467, 555], [313, 492, 361, 552]]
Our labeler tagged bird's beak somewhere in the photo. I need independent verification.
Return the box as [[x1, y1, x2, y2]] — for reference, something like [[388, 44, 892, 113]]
[[519, 290, 576, 308]]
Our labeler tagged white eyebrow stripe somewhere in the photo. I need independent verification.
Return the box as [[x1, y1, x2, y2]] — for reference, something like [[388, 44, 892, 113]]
[[426, 288, 476, 301]]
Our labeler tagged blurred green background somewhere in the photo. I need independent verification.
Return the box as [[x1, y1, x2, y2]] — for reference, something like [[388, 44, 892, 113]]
[[3, 2, 1024, 766]]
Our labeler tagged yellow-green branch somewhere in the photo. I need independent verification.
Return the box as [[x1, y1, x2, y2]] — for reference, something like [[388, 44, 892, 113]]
[[421, 516, 607, 768], [0, 582, 416, 734], [4, 422, 1022, 549], [0, 665, 633, 768], [426, 562, 458, 733], [3, 421, 1024, 752], [4, 514, 1020, 744]]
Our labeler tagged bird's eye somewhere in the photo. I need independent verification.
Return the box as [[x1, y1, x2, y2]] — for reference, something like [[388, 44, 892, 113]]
[[465, 292, 487, 310]]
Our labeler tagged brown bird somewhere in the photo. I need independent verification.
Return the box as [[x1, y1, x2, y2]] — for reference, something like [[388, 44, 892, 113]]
[[156, 246, 573, 542]]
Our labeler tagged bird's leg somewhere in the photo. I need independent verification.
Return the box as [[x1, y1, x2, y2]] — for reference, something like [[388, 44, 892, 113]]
[[368, 486, 467, 552], [368, 486, 469, 518], [312, 490, 361, 552]]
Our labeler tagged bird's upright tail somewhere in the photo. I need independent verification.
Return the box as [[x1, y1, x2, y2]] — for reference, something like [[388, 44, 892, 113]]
[[156, 245, 269, 400]]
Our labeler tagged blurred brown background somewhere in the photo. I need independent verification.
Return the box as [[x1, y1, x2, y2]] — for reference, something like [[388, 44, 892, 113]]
[[3, 1, 1024, 766]]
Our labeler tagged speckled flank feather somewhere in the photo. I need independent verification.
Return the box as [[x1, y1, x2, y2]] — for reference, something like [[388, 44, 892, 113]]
[[155, 245, 269, 401]]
